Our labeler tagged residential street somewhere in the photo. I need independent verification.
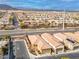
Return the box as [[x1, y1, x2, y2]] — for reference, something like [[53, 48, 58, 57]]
[[14, 40, 30, 59]]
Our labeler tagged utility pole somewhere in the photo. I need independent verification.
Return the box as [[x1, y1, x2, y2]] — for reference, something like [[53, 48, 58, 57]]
[[63, 9, 66, 30]]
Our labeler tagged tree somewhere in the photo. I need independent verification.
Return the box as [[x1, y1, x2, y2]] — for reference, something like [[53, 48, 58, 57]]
[[19, 21, 25, 28], [0, 37, 2, 41], [9, 16, 13, 24]]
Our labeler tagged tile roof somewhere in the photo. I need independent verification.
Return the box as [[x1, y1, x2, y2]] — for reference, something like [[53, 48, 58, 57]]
[[74, 32, 79, 42], [53, 33, 67, 42], [63, 32, 76, 43], [41, 33, 63, 49], [28, 35, 51, 49]]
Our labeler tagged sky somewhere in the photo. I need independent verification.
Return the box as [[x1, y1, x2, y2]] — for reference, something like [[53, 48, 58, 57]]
[[0, 0, 79, 10]]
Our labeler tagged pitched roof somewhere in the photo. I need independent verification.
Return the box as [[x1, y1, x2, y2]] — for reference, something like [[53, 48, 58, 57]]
[[41, 33, 63, 48], [53, 33, 67, 42], [28, 34, 51, 49]]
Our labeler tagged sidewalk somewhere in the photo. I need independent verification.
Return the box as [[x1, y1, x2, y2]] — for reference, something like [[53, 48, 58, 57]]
[[24, 40, 36, 59]]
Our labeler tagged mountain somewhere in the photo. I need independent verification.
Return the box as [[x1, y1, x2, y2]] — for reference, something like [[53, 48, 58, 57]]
[[16, 7, 79, 12], [0, 4, 17, 10], [0, 4, 79, 12]]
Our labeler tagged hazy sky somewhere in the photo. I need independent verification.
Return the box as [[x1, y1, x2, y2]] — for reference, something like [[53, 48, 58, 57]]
[[0, 0, 79, 10]]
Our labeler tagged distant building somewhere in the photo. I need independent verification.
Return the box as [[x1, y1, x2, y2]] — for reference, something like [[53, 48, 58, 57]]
[[0, 13, 11, 25]]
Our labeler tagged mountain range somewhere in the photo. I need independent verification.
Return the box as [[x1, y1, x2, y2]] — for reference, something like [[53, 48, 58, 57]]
[[0, 4, 17, 10], [0, 4, 79, 12]]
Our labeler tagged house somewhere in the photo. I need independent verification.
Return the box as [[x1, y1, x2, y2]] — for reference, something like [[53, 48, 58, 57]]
[[54, 33, 79, 50], [0, 13, 11, 25], [41, 33, 64, 54], [74, 32, 79, 43], [64, 32, 79, 50], [27, 35, 52, 54]]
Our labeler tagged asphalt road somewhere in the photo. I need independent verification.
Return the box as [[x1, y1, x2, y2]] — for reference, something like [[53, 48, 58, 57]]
[[35, 56, 53, 59], [36, 52, 79, 59], [13, 14, 19, 28], [0, 28, 79, 36], [14, 40, 30, 59]]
